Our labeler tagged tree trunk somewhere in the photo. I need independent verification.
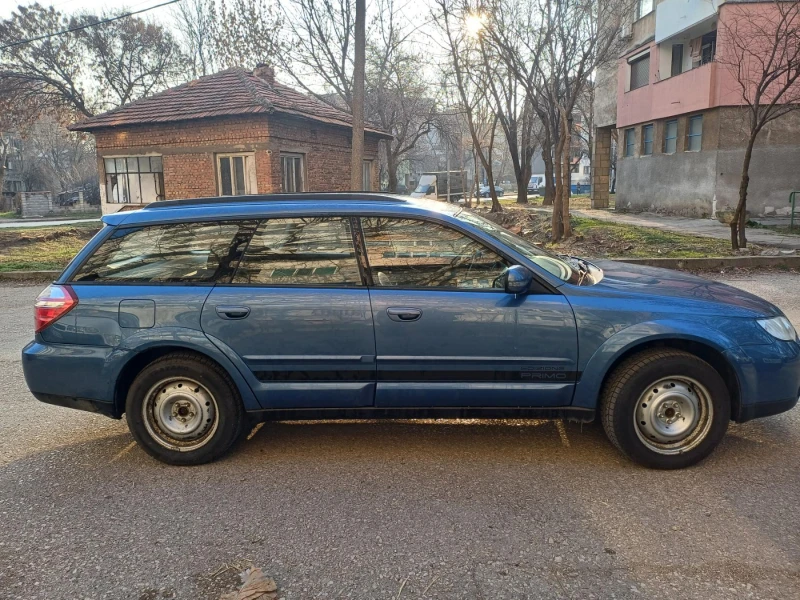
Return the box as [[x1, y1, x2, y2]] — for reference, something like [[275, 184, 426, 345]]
[[518, 155, 532, 204], [551, 132, 566, 242], [387, 149, 398, 193], [560, 114, 572, 239], [541, 135, 555, 207], [730, 135, 756, 250], [349, 0, 366, 190]]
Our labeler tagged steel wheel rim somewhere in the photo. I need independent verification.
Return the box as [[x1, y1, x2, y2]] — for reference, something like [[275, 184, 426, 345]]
[[634, 376, 714, 455], [142, 377, 219, 452]]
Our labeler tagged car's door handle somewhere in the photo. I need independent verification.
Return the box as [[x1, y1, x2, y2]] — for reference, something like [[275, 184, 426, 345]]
[[215, 305, 251, 320], [386, 307, 422, 322]]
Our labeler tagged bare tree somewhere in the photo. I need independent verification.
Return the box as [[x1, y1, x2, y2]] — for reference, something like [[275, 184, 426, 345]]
[[211, 0, 288, 70], [0, 4, 95, 117], [21, 114, 97, 195], [0, 84, 41, 203], [366, 0, 437, 192], [717, 0, 800, 249], [172, 0, 216, 77], [280, 0, 356, 105], [0, 5, 187, 117], [433, 0, 502, 212], [77, 12, 187, 111]]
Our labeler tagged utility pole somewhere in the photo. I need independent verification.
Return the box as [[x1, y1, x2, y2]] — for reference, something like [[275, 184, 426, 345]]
[[350, 0, 366, 190]]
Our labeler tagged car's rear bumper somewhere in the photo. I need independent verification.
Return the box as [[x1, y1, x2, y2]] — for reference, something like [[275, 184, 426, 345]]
[[31, 392, 119, 418], [22, 340, 122, 417]]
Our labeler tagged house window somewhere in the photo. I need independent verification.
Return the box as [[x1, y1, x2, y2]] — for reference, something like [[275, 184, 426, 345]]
[[104, 156, 164, 204], [571, 163, 579, 174], [642, 124, 654, 155], [624, 128, 636, 157], [687, 116, 703, 152], [664, 120, 678, 153], [217, 153, 257, 196], [629, 53, 650, 90], [671, 44, 684, 77], [583, 165, 591, 175], [637, 0, 653, 20], [362, 160, 373, 191], [701, 31, 717, 65], [281, 153, 305, 192]]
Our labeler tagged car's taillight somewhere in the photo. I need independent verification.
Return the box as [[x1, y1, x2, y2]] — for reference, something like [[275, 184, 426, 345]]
[[34, 284, 78, 333]]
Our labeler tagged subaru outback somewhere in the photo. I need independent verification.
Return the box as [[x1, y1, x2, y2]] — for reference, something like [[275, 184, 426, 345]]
[[21, 193, 800, 468]]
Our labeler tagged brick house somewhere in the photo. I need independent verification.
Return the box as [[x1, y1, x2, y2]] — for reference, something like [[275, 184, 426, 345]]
[[69, 66, 391, 214]]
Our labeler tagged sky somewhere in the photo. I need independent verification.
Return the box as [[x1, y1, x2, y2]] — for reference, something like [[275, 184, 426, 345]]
[[0, 0, 174, 19]]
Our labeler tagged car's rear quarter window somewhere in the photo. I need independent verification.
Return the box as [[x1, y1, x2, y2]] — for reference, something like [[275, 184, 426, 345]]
[[71, 221, 258, 283]]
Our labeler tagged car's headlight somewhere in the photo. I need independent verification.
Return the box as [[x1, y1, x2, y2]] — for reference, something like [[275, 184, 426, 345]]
[[757, 316, 798, 341]]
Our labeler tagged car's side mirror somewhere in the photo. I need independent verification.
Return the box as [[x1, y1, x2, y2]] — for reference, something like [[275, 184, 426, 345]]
[[501, 265, 534, 295]]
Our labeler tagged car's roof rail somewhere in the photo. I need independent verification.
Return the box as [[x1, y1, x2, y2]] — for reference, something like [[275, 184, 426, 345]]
[[143, 192, 410, 210]]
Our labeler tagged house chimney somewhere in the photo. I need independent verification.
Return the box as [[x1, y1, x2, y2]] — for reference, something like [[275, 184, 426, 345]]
[[253, 63, 275, 85]]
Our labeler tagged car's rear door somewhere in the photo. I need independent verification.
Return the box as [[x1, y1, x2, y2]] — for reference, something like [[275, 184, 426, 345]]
[[201, 216, 376, 409], [359, 216, 578, 408]]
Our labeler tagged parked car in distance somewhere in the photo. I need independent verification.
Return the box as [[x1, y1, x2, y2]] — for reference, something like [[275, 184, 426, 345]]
[[528, 175, 544, 195], [479, 185, 504, 198], [22, 193, 800, 468], [410, 171, 464, 202]]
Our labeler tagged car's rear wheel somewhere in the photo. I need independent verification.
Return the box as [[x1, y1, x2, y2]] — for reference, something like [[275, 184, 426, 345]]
[[600, 348, 730, 469], [125, 352, 245, 465]]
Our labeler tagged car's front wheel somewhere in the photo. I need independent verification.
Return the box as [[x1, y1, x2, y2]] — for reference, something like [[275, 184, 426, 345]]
[[125, 352, 246, 465], [600, 348, 730, 469]]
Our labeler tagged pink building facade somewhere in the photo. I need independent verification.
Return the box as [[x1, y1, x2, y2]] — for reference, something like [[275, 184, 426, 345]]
[[592, 0, 800, 217]]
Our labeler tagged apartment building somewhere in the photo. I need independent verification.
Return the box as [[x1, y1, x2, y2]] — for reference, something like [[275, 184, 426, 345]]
[[592, 0, 800, 216]]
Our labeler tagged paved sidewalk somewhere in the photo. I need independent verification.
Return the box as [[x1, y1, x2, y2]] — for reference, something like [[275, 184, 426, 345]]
[[529, 206, 800, 250], [0, 217, 100, 229]]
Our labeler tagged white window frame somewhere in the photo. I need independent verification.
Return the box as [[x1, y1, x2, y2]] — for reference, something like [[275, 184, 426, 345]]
[[103, 155, 164, 205], [280, 152, 306, 193], [217, 153, 257, 196]]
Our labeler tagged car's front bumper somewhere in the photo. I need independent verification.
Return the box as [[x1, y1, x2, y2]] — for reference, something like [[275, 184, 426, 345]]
[[731, 339, 800, 422]]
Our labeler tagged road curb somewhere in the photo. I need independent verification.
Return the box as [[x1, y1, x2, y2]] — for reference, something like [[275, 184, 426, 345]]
[[617, 256, 800, 270], [0, 270, 60, 282]]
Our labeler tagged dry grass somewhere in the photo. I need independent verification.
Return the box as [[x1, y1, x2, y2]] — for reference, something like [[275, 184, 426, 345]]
[[0, 224, 100, 272]]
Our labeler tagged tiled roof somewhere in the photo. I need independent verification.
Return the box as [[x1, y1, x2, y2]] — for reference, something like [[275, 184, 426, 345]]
[[68, 68, 390, 137]]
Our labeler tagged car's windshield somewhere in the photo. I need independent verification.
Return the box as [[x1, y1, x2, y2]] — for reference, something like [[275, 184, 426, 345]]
[[452, 209, 590, 284], [414, 184, 435, 194]]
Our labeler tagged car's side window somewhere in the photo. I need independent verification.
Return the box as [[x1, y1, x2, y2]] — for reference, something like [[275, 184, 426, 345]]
[[232, 217, 362, 286], [360, 217, 509, 289], [72, 220, 258, 283]]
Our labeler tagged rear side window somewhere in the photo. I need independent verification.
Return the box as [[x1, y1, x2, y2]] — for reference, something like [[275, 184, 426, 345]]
[[233, 217, 362, 286], [72, 221, 258, 283]]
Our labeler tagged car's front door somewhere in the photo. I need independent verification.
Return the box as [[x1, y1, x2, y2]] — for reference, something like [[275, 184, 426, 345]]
[[201, 216, 376, 409], [359, 216, 578, 408]]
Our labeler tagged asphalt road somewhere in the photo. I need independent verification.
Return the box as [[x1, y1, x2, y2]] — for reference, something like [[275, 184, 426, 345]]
[[1, 273, 799, 600]]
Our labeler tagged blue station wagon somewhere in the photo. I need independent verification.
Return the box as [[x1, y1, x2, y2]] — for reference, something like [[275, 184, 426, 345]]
[[22, 193, 800, 468]]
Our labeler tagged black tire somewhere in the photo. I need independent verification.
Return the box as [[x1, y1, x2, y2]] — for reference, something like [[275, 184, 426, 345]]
[[600, 348, 730, 469], [125, 352, 246, 465]]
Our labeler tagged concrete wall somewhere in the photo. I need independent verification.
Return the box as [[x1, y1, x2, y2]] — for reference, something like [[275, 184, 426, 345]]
[[616, 107, 800, 216], [20, 192, 92, 218], [617, 149, 719, 216]]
